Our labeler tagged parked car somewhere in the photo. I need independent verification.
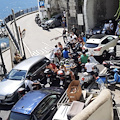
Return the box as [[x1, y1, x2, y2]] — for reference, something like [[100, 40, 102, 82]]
[[41, 13, 62, 29], [7, 87, 64, 120], [0, 55, 49, 105], [86, 19, 117, 36], [83, 34, 118, 58]]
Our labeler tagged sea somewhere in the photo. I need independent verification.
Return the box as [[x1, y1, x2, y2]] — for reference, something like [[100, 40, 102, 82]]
[[0, 0, 38, 49]]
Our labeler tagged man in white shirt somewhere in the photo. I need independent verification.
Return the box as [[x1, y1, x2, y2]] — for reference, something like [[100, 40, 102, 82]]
[[25, 75, 40, 91], [85, 59, 96, 79]]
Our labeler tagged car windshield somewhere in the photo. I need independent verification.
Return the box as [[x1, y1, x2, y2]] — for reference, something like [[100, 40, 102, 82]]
[[6, 69, 27, 80], [8, 112, 30, 120], [85, 43, 99, 48]]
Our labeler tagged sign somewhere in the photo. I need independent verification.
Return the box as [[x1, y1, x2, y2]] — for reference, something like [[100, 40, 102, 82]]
[[39, 1, 44, 8], [77, 14, 84, 25]]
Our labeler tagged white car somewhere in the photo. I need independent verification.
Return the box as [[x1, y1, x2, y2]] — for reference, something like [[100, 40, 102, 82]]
[[83, 34, 118, 58]]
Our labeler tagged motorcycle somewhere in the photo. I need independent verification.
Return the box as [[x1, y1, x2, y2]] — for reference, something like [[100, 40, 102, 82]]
[[44, 68, 60, 87], [57, 70, 72, 89], [108, 47, 116, 60], [35, 14, 41, 26], [81, 65, 99, 89], [96, 61, 120, 86]]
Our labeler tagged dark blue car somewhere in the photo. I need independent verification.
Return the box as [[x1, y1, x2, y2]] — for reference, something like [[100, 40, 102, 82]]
[[8, 87, 64, 120]]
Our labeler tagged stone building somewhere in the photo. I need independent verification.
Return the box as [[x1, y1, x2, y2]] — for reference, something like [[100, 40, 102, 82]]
[[45, 0, 119, 33]]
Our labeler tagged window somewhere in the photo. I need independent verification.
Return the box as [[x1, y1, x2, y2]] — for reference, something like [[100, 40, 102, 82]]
[[85, 43, 99, 48], [28, 58, 48, 76], [6, 69, 27, 80], [107, 36, 114, 42], [101, 39, 109, 44], [34, 95, 57, 119], [8, 112, 30, 120]]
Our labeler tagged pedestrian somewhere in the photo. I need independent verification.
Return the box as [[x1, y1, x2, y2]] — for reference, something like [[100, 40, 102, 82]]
[[71, 25, 78, 36], [85, 59, 96, 80], [46, 60, 58, 73], [62, 28, 67, 44], [14, 52, 23, 64], [62, 47, 69, 59], [108, 20, 114, 34], [80, 51, 89, 64], [58, 42, 63, 52], [25, 75, 40, 91], [62, 16, 66, 28], [115, 22, 120, 37]]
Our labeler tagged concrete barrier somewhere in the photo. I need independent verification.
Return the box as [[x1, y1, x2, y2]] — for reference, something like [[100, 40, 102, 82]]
[[72, 89, 113, 120]]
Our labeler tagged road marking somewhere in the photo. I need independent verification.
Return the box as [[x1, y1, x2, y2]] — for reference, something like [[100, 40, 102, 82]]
[[23, 41, 32, 56]]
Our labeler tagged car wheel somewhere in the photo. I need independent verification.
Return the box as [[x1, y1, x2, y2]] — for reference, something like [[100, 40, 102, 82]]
[[102, 51, 107, 59], [51, 24, 55, 28]]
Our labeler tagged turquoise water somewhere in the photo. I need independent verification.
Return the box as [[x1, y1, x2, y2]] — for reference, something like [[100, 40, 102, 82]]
[[0, 0, 38, 48]]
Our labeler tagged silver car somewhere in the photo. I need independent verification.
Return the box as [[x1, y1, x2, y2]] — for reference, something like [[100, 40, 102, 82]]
[[0, 55, 49, 105]]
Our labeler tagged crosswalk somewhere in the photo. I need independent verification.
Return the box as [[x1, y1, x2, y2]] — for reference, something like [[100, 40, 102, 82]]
[[31, 42, 54, 56]]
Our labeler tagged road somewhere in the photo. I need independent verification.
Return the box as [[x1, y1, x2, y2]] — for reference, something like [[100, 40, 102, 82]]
[[7, 12, 65, 58]]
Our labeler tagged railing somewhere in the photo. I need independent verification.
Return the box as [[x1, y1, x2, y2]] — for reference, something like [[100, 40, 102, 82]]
[[4, 6, 38, 53], [4, 6, 38, 23]]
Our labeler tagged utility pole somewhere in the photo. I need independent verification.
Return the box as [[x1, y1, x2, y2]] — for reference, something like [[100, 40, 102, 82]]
[[0, 47, 7, 75], [11, 9, 21, 54]]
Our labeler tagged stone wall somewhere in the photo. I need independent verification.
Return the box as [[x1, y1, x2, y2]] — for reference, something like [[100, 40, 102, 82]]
[[84, 0, 119, 31], [47, 0, 67, 16]]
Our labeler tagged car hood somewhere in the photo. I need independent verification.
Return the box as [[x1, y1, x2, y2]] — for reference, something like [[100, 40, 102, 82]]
[[0, 79, 24, 96], [45, 19, 54, 24]]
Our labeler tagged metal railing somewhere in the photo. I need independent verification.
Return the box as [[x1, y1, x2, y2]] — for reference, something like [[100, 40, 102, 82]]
[[4, 6, 38, 23]]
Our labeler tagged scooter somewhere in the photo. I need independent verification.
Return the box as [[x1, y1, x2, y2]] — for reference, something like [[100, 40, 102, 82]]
[[57, 70, 72, 89], [81, 65, 99, 89], [96, 61, 120, 86], [44, 68, 60, 87], [108, 47, 116, 60]]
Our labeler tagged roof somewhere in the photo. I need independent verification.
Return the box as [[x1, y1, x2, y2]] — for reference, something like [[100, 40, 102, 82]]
[[86, 38, 101, 44], [11, 90, 49, 115], [11, 87, 64, 115], [13, 55, 45, 71]]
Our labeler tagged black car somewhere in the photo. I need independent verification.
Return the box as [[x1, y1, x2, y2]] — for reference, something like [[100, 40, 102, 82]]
[[41, 13, 62, 29], [86, 19, 117, 37], [7, 87, 65, 120]]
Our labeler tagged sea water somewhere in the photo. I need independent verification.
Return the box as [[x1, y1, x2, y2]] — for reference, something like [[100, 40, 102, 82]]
[[0, 0, 38, 48]]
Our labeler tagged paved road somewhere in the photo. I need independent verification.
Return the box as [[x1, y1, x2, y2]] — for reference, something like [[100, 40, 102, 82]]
[[7, 12, 65, 58]]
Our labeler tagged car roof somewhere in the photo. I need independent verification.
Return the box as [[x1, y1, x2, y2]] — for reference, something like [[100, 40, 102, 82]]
[[52, 13, 62, 18], [13, 55, 46, 71], [11, 87, 64, 115]]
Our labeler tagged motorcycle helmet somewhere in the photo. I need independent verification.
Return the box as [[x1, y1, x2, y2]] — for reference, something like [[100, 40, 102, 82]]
[[46, 60, 50, 66], [65, 59, 69, 64], [60, 61, 64, 66], [57, 70, 65, 77]]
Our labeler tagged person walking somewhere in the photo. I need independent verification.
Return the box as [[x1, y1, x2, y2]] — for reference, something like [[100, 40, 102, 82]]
[[62, 28, 67, 44]]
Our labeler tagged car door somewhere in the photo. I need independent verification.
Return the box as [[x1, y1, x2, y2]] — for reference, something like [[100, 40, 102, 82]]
[[27, 57, 48, 81], [56, 16, 62, 26], [101, 37, 110, 52], [33, 95, 58, 120]]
